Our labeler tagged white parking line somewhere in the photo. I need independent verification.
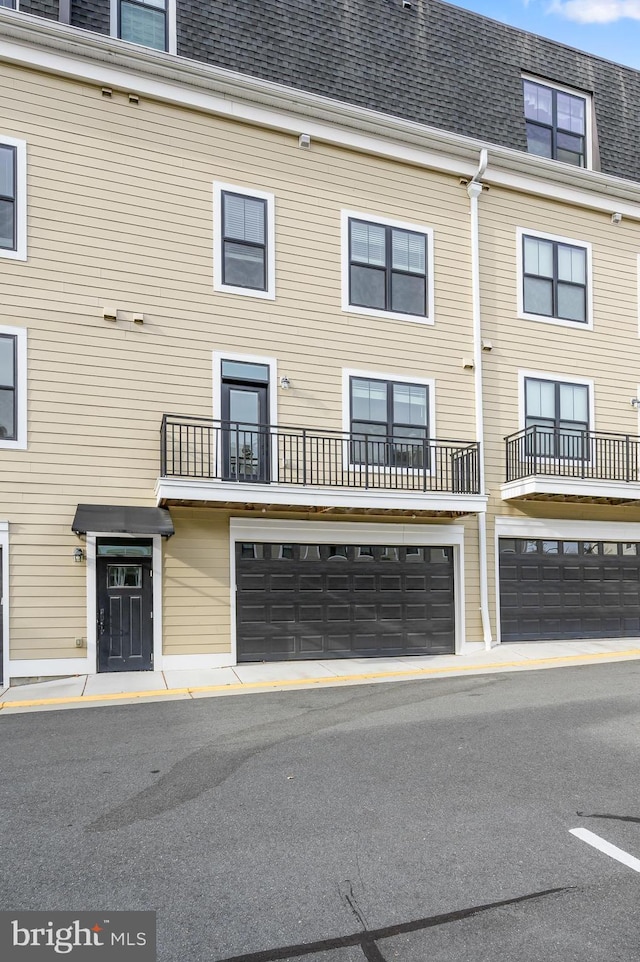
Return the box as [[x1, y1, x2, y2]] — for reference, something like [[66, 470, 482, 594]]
[[570, 828, 640, 873]]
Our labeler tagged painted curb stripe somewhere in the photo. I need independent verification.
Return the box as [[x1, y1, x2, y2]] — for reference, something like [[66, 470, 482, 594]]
[[570, 828, 640, 874], [1, 647, 639, 711]]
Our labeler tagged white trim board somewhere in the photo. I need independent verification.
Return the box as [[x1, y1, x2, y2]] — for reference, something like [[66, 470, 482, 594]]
[[516, 227, 593, 331], [0, 523, 9, 687], [162, 653, 235, 671], [0, 136, 27, 262], [8, 658, 91, 679], [0, 325, 27, 451], [213, 182, 276, 299], [340, 210, 435, 325], [85, 531, 163, 674], [2, 27, 640, 220], [501, 477, 640, 502], [156, 477, 487, 515], [229, 518, 468, 660]]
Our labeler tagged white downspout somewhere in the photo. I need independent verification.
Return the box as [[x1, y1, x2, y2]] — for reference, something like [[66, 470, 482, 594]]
[[467, 149, 493, 650]]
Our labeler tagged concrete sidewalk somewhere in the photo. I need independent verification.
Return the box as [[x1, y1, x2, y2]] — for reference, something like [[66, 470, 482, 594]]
[[1, 638, 640, 714]]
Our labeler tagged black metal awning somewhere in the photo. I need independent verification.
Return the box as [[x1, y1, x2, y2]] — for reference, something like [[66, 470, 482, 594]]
[[72, 504, 174, 538]]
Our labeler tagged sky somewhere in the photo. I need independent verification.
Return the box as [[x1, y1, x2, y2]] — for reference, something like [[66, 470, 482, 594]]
[[448, 1, 640, 69]]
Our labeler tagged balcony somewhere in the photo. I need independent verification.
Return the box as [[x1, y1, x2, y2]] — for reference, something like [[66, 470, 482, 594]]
[[502, 426, 640, 503], [156, 416, 486, 516]]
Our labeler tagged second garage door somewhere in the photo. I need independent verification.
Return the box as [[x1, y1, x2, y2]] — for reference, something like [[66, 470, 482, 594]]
[[500, 538, 640, 641], [236, 542, 455, 661]]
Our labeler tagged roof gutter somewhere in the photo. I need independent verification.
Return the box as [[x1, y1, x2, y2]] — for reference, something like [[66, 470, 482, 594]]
[[2, 12, 640, 218]]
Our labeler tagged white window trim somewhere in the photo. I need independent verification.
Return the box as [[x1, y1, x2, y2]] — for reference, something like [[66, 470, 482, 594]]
[[0, 521, 9, 688], [521, 73, 593, 172], [342, 368, 436, 476], [341, 210, 435, 326], [0, 325, 27, 451], [110, 0, 177, 55], [0, 136, 26, 262], [230, 518, 467, 661], [212, 350, 278, 480], [516, 226, 593, 330], [213, 182, 276, 300]]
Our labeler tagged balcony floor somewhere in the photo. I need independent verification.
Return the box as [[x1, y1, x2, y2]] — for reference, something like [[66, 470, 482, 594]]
[[501, 476, 640, 505], [156, 478, 488, 517]]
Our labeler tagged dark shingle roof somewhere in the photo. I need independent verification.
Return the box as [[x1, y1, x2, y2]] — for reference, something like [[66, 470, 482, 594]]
[[32, 0, 640, 181]]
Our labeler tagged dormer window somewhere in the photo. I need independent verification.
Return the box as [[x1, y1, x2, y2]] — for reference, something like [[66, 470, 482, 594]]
[[523, 78, 588, 168]]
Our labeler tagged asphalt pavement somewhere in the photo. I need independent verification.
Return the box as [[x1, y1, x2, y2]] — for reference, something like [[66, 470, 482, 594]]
[[2, 662, 640, 960]]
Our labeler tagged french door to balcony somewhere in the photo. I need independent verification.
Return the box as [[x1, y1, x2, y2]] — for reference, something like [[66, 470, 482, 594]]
[[221, 381, 270, 482]]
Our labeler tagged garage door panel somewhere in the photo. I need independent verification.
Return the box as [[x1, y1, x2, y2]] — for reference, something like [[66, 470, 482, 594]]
[[500, 539, 640, 641], [237, 542, 455, 661]]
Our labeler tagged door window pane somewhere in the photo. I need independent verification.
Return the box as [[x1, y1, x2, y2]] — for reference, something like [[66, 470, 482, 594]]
[[221, 360, 269, 382], [108, 565, 142, 588], [229, 389, 260, 424]]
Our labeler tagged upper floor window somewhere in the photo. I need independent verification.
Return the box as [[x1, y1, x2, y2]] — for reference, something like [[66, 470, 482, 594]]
[[341, 212, 434, 325], [524, 376, 590, 459], [0, 1, 18, 9], [213, 183, 276, 300], [0, 137, 26, 261], [349, 375, 430, 468], [523, 78, 588, 168], [518, 229, 590, 328], [113, 0, 176, 53], [0, 326, 27, 450]]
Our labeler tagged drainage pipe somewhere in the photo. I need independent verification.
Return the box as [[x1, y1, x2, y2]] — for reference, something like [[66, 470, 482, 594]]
[[467, 149, 493, 649]]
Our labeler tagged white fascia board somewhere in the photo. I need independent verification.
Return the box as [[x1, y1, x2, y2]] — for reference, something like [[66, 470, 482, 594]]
[[156, 478, 488, 514], [4, 16, 640, 218], [495, 516, 640, 540], [500, 477, 640, 501], [230, 517, 466, 545]]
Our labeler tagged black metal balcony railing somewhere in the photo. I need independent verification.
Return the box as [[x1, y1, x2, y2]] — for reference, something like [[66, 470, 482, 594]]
[[506, 426, 640, 483], [161, 415, 481, 494]]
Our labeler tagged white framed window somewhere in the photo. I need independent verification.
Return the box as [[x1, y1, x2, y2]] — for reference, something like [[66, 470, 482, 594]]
[[342, 368, 436, 471], [522, 75, 592, 169], [0, 325, 27, 450], [0, 1, 18, 10], [0, 137, 26, 262], [516, 228, 592, 329], [110, 0, 177, 54], [341, 211, 435, 325], [213, 183, 276, 300], [518, 369, 594, 462]]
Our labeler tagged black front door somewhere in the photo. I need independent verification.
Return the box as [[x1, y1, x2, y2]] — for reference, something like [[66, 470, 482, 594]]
[[97, 549, 153, 672], [221, 376, 270, 483]]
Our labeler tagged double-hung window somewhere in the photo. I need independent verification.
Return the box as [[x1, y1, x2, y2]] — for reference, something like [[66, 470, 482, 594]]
[[524, 377, 590, 460], [0, 1, 18, 9], [349, 376, 430, 467], [0, 326, 26, 449], [343, 212, 433, 323], [114, 0, 175, 52], [0, 144, 16, 254], [523, 78, 588, 167], [520, 231, 589, 326], [214, 184, 276, 299], [0, 137, 26, 261]]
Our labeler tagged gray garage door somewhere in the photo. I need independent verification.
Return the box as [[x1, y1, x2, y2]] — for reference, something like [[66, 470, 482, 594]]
[[236, 543, 455, 661], [499, 538, 640, 641]]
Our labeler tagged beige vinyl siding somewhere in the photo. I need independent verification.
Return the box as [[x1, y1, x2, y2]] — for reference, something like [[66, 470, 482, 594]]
[[0, 62, 479, 663]]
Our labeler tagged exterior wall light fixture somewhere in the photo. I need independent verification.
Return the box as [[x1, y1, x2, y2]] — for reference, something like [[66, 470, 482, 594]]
[[74, 548, 85, 563], [280, 376, 291, 390]]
